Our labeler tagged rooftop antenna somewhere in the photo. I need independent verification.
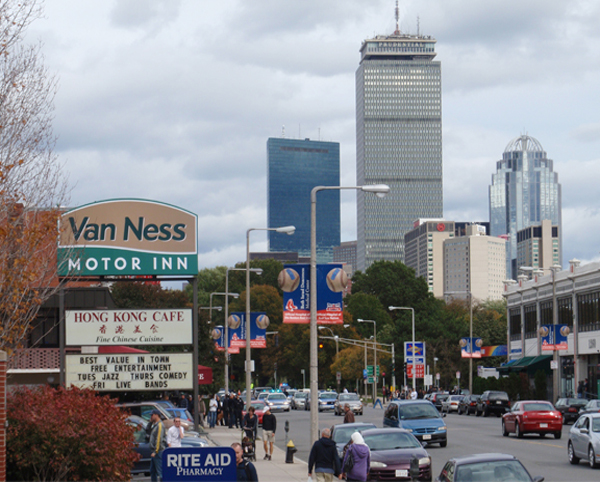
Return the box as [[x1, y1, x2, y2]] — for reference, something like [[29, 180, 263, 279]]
[[394, 0, 400, 35], [281, 125, 285, 138]]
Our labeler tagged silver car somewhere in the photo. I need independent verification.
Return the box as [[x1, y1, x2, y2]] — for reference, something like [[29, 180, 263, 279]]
[[291, 391, 308, 410], [334, 393, 363, 416], [265, 392, 291, 412], [568, 412, 600, 468]]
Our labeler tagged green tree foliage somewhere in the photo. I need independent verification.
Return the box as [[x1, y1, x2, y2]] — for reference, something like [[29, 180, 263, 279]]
[[111, 281, 190, 309], [7, 385, 137, 481]]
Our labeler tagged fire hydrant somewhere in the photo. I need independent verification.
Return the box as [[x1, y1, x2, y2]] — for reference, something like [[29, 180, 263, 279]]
[[286, 440, 297, 463]]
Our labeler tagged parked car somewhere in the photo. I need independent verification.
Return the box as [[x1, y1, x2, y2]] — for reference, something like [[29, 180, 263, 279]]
[[457, 395, 481, 415], [243, 400, 267, 426], [579, 399, 600, 416], [383, 400, 447, 447], [476, 390, 510, 417], [430, 392, 449, 412], [127, 415, 208, 476], [118, 402, 196, 433], [502, 400, 562, 439], [435, 453, 544, 482], [334, 392, 363, 416], [265, 392, 291, 412], [291, 391, 308, 410], [555, 397, 589, 424], [568, 412, 600, 468], [362, 428, 432, 481], [330, 422, 377, 458], [441, 395, 464, 413], [163, 407, 194, 423]]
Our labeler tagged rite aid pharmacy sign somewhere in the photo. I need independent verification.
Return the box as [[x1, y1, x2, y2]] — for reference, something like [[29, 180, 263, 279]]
[[162, 447, 237, 481], [57, 199, 197, 276]]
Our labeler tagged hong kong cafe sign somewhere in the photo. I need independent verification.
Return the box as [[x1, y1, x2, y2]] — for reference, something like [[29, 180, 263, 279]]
[[57, 199, 198, 277]]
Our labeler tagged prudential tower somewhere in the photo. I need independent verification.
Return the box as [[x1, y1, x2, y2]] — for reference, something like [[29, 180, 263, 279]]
[[356, 9, 443, 272]]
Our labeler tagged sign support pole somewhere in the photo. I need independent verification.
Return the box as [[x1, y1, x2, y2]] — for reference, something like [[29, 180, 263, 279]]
[[192, 277, 200, 431]]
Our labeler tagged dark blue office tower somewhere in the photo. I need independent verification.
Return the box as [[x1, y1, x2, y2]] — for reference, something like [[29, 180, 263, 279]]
[[267, 137, 340, 263]]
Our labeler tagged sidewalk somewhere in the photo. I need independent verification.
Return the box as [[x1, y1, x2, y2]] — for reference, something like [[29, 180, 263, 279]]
[[203, 424, 308, 482]]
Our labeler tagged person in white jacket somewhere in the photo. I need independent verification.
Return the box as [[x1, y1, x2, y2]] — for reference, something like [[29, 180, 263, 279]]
[[167, 417, 184, 447]]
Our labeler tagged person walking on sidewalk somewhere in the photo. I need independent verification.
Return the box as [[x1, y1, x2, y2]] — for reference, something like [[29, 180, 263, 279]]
[[209, 394, 218, 428], [342, 432, 370, 482], [149, 410, 167, 482], [343, 404, 355, 424], [308, 427, 342, 481], [232, 442, 259, 481], [261, 407, 277, 460]]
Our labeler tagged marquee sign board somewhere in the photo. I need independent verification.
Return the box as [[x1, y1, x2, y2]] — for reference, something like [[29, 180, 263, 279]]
[[65, 309, 192, 346], [57, 199, 198, 276], [65, 352, 193, 391]]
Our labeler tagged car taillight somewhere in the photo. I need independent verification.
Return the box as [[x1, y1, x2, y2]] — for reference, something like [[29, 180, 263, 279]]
[[568, 407, 577, 413], [507, 401, 511, 407], [485, 400, 490, 405]]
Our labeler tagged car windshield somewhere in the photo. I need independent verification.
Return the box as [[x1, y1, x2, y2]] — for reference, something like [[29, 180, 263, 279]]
[[165, 408, 193, 420], [339, 394, 360, 402], [331, 425, 376, 444], [522, 402, 554, 412], [399, 403, 440, 420], [268, 394, 286, 401], [489, 392, 509, 401], [457, 460, 531, 482], [320, 393, 337, 400], [258, 393, 269, 400], [295, 393, 307, 399], [363, 432, 421, 451]]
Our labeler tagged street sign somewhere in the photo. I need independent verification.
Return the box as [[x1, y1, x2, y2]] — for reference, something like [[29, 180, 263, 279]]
[[406, 364, 425, 378], [424, 374, 433, 386], [336, 371, 341, 382], [366, 365, 380, 376], [436, 373, 440, 380], [456, 371, 461, 379], [162, 447, 236, 481]]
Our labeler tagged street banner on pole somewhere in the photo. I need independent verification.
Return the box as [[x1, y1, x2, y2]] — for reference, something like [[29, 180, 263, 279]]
[[227, 312, 268, 349], [460, 337, 482, 358], [541, 324, 569, 350], [280, 263, 346, 324]]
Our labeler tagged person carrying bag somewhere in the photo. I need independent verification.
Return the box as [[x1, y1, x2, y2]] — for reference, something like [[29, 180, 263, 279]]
[[342, 432, 370, 482]]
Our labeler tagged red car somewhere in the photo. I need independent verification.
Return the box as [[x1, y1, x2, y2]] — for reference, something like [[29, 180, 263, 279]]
[[243, 400, 266, 426], [502, 400, 562, 439]]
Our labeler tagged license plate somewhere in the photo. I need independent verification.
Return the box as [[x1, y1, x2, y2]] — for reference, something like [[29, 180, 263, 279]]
[[539, 423, 548, 428], [496, 401, 502, 404], [396, 470, 408, 477], [422, 434, 431, 440]]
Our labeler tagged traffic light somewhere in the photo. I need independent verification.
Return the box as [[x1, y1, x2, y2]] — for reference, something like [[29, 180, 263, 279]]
[[404, 361, 408, 375], [319, 343, 324, 349]]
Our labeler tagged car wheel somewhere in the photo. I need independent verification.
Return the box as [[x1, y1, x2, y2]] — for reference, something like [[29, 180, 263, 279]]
[[516, 422, 523, 439], [568, 441, 580, 464], [539, 433, 545, 438], [483, 408, 489, 417], [476, 409, 481, 417], [439, 440, 447, 448], [554, 431, 561, 439], [589, 446, 598, 469], [502, 420, 509, 437]]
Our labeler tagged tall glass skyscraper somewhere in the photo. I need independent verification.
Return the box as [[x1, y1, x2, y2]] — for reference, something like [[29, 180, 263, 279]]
[[356, 28, 443, 272], [489, 134, 562, 279], [267, 137, 340, 262]]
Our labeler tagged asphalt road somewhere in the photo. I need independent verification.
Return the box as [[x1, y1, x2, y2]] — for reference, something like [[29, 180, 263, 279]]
[[271, 405, 599, 482]]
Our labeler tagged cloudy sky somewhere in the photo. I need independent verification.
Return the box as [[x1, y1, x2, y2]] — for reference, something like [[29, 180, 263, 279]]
[[27, 0, 600, 271]]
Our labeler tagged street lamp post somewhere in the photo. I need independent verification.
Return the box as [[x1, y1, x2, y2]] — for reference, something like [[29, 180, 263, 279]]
[[211, 291, 239, 393], [520, 264, 562, 401], [358, 319, 377, 404], [310, 183, 389, 444], [318, 326, 339, 359], [199, 305, 222, 324], [389, 306, 416, 391], [246, 225, 295, 406]]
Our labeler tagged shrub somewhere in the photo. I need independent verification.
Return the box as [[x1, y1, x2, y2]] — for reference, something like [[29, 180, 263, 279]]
[[7, 385, 138, 481]]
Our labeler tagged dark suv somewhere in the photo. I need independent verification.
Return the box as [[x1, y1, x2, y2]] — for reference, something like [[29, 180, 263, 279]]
[[476, 390, 510, 417]]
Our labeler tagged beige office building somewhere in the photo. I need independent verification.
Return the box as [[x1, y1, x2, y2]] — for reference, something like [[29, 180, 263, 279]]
[[516, 219, 560, 271], [444, 225, 507, 301], [404, 219, 454, 297]]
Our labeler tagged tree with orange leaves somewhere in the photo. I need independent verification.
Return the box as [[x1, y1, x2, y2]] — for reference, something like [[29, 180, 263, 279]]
[[1, 0, 68, 352]]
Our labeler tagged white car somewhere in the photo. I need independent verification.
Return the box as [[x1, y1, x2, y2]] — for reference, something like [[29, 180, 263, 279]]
[[265, 392, 291, 412], [441, 395, 464, 413]]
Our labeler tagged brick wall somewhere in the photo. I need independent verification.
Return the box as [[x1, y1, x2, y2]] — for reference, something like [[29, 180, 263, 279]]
[[0, 350, 6, 482]]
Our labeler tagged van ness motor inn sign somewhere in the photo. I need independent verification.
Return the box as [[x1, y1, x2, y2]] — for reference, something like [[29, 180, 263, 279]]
[[66, 309, 193, 346], [57, 199, 198, 276]]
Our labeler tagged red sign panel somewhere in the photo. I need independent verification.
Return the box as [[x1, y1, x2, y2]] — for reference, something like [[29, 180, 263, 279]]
[[198, 365, 213, 385], [407, 364, 425, 378]]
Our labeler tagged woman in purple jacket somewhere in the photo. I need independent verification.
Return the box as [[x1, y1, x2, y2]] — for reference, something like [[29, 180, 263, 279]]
[[342, 432, 370, 481]]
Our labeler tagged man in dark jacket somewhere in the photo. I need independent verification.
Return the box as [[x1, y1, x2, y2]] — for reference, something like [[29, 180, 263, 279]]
[[308, 427, 342, 481], [261, 407, 277, 460]]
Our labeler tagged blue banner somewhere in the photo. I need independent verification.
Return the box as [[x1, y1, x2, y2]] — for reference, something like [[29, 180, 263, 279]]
[[281, 263, 346, 324], [541, 324, 569, 351], [162, 447, 237, 482], [228, 312, 268, 349], [460, 337, 482, 358]]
